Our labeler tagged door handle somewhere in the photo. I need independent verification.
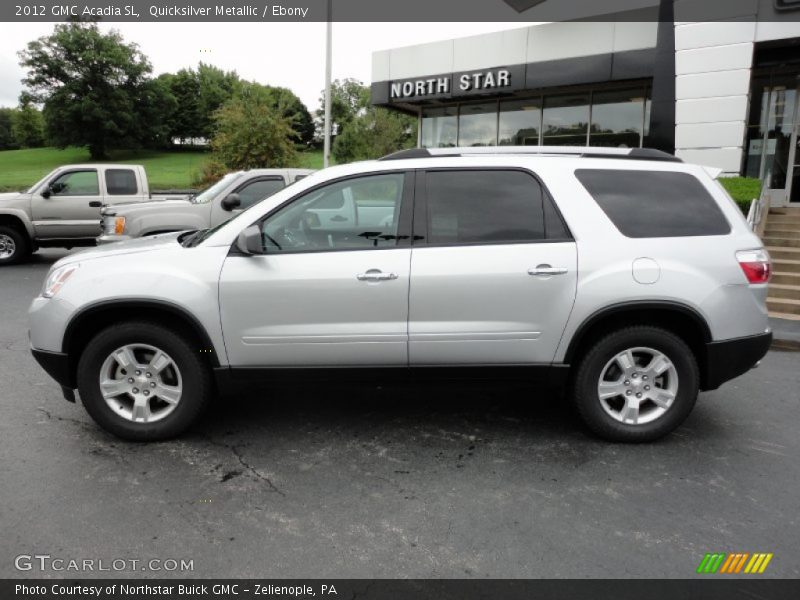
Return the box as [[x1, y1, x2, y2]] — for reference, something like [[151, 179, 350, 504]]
[[89, 201, 102, 208], [356, 269, 399, 282], [528, 265, 568, 276], [331, 215, 347, 222]]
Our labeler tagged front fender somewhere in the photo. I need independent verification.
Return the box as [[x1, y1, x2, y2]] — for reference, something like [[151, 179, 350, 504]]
[[0, 207, 34, 238], [132, 213, 208, 238]]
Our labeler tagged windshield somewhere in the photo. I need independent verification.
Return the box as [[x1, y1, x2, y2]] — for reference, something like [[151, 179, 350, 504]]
[[191, 172, 240, 204]]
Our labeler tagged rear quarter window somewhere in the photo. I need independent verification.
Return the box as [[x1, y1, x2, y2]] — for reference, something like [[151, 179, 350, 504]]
[[574, 169, 730, 238]]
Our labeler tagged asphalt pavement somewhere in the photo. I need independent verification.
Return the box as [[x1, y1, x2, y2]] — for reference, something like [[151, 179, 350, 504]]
[[1, 249, 798, 578]]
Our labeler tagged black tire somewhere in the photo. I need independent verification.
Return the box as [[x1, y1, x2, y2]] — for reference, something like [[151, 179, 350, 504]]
[[570, 326, 699, 443], [0, 225, 31, 265], [76, 321, 212, 441]]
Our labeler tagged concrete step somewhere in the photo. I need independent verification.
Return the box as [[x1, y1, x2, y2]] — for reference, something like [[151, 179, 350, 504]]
[[767, 247, 800, 261], [770, 311, 800, 322], [768, 297, 800, 315], [765, 227, 800, 236], [763, 236, 800, 248], [770, 207, 800, 215], [771, 270, 800, 285], [768, 283, 800, 300], [772, 258, 800, 274], [768, 215, 800, 225]]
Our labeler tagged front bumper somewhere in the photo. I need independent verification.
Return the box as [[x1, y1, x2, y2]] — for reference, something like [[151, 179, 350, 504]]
[[703, 331, 772, 390], [31, 347, 74, 389], [96, 234, 131, 245]]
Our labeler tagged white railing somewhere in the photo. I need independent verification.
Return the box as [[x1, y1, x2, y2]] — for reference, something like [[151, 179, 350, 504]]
[[747, 173, 772, 233]]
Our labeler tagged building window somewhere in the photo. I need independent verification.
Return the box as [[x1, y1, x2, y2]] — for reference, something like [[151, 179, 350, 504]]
[[421, 107, 457, 148], [499, 99, 541, 146], [589, 88, 647, 148], [419, 82, 651, 149], [542, 94, 590, 146], [458, 103, 498, 146]]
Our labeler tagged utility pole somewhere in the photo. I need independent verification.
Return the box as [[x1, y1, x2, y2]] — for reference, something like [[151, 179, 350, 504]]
[[323, 0, 333, 168]]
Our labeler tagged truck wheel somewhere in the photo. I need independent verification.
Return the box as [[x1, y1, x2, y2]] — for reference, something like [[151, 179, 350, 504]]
[[76, 321, 213, 441], [570, 326, 699, 443], [0, 225, 30, 265]]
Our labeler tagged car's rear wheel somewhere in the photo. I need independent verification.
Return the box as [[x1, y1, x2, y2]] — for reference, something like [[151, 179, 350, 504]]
[[77, 322, 212, 441], [570, 326, 699, 442], [0, 225, 30, 265]]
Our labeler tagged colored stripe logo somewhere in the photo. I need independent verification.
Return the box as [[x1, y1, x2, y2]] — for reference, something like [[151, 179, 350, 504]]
[[697, 553, 773, 574]]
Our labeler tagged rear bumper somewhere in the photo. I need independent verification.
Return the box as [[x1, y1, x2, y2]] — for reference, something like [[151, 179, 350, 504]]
[[31, 347, 74, 389], [703, 331, 772, 390]]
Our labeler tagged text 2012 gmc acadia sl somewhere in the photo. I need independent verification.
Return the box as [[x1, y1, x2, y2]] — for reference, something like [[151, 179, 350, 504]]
[[29, 147, 772, 442]]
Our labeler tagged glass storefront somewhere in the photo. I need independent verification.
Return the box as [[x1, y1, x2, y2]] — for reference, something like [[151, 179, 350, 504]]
[[498, 99, 541, 145], [589, 89, 647, 148], [542, 94, 590, 146], [420, 106, 457, 148], [421, 83, 652, 149], [458, 103, 498, 147]]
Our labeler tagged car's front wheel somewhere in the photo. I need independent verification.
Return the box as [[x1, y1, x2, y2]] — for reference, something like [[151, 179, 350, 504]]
[[570, 326, 699, 442], [0, 225, 30, 265], [77, 322, 212, 441]]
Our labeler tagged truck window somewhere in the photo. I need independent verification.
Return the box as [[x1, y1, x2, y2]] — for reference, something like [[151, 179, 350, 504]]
[[106, 169, 138, 195], [235, 178, 285, 209], [49, 170, 99, 196]]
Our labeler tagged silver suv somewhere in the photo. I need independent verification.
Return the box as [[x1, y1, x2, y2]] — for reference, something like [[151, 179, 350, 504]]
[[29, 147, 772, 442]]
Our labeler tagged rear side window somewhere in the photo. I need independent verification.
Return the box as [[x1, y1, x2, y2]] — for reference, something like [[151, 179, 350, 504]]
[[575, 169, 730, 238], [425, 170, 563, 245], [105, 169, 138, 195]]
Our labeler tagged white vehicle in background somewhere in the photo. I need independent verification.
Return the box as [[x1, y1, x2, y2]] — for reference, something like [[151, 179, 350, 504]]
[[98, 169, 313, 244], [0, 164, 182, 265]]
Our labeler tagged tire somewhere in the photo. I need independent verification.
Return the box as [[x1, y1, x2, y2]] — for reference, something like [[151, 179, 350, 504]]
[[0, 225, 31, 265], [570, 326, 699, 443], [76, 321, 212, 441]]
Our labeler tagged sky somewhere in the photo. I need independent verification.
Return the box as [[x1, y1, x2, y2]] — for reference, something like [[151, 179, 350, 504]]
[[0, 22, 521, 112]]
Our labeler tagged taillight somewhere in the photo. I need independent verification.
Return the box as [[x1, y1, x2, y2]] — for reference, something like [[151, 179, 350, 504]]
[[736, 249, 771, 284]]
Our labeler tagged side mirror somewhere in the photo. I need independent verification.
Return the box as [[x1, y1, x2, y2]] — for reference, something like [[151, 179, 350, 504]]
[[221, 193, 241, 212], [41, 188, 51, 199], [235, 225, 264, 255]]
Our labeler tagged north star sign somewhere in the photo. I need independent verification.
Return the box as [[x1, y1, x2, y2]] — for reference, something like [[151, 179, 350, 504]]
[[389, 68, 517, 101]]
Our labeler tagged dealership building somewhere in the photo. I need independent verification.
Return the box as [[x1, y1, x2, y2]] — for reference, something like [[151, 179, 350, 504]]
[[371, 14, 800, 207]]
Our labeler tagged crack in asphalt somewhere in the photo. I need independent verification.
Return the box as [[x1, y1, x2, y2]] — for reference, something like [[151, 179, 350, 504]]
[[202, 435, 285, 496]]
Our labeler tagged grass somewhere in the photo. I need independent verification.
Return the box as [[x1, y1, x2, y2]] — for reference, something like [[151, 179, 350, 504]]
[[0, 147, 327, 192], [718, 176, 761, 215]]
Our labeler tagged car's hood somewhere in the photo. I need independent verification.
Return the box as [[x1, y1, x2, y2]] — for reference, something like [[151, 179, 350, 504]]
[[54, 231, 187, 266], [104, 198, 193, 213], [0, 192, 28, 204]]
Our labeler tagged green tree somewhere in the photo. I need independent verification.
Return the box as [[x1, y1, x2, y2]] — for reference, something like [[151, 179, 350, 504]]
[[0, 108, 18, 150], [196, 63, 240, 140], [210, 83, 298, 170], [11, 100, 45, 148], [316, 78, 371, 139], [263, 85, 314, 146], [18, 20, 169, 158], [159, 70, 201, 143], [332, 106, 416, 163]]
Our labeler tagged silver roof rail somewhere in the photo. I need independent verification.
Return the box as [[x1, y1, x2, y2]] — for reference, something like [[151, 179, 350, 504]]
[[380, 146, 682, 163]]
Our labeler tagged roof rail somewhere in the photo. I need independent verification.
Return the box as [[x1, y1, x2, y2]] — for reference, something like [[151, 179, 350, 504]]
[[379, 146, 682, 163]]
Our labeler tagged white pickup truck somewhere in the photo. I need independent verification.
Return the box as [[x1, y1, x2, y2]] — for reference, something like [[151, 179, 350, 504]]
[[0, 164, 186, 265]]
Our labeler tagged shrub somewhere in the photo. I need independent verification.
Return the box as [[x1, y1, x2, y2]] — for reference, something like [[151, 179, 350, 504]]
[[718, 176, 761, 215]]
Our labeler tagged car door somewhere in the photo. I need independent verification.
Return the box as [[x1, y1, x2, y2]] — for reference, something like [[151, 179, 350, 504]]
[[408, 168, 577, 365], [31, 168, 102, 239], [219, 171, 414, 367], [209, 176, 286, 227]]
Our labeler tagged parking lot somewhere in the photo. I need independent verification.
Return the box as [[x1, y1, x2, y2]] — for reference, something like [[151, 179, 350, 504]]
[[1, 249, 798, 578]]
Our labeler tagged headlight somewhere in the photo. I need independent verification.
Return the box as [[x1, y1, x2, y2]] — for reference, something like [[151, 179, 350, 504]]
[[42, 264, 79, 298]]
